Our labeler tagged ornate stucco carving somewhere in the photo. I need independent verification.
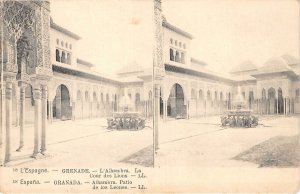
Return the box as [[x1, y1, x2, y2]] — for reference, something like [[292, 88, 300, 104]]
[[2, 1, 35, 42], [1, 1, 52, 80], [153, 0, 165, 80]]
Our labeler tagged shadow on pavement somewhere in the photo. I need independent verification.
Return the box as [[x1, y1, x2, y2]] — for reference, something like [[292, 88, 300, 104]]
[[233, 135, 300, 167], [120, 145, 153, 167]]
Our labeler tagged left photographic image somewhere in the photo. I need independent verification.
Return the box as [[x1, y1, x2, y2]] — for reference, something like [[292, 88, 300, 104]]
[[0, 0, 154, 169]]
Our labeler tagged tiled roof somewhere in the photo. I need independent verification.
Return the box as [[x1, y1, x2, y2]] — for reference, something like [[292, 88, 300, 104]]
[[258, 57, 292, 74], [230, 60, 257, 73], [117, 61, 144, 74], [281, 54, 299, 65], [251, 56, 298, 78]]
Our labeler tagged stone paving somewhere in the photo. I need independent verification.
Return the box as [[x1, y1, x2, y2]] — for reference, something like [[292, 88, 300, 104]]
[[157, 115, 299, 167], [152, 115, 299, 192], [4, 118, 153, 167]]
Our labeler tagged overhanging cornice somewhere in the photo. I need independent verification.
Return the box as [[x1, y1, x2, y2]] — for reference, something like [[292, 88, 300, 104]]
[[52, 64, 120, 85], [165, 64, 234, 84]]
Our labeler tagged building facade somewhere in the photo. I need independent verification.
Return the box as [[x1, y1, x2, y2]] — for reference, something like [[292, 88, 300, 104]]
[[159, 17, 300, 119]]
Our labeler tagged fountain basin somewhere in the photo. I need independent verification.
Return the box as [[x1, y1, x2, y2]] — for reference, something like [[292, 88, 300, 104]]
[[221, 109, 258, 128], [107, 111, 145, 130]]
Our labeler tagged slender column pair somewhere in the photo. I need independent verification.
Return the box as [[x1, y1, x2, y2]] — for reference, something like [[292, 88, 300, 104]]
[[14, 85, 19, 127], [4, 81, 12, 164], [48, 101, 53, 123], [16, 83, 26, 151], [276, 98, 279, 114], [32, 84, 47, 158]]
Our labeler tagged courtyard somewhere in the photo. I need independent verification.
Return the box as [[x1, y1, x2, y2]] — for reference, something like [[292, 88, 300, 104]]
[[157, 115, 299, 167], [152, 115, 299, 192], [4, 118, 153, 167]]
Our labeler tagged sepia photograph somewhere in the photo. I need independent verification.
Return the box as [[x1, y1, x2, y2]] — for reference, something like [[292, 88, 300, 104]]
[[0, 0, 299, 193], [0, 0, 155, 170], [152, 0, 299, 192]]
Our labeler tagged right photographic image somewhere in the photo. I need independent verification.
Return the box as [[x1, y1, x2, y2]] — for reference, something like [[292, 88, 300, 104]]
[[152, 0, 299, 192]]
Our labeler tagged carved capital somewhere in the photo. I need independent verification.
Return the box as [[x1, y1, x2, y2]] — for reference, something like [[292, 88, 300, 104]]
[[19, 86, 26, 100], [5, 81, 13, 100], [32, 88, 41, 100], [18, 81, 28, 89], [3, 71, 16, 82], [41, 84, 48, 99], [4, 62, 18, 73], [16, 73, 30, 83]]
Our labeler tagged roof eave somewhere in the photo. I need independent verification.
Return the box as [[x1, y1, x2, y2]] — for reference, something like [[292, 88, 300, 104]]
[[162, 21, 193, 39], [51, 22, 81, 40], [77, 59, 95, 67], [251, 70, 297, 78], [165, 63, 234, 84]]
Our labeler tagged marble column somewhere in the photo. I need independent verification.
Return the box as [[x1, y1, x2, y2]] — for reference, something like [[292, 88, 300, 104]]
[[186, 100, 189, 119], [257, 99, 259, 114], [14, 86, 19, 127], [259, 99, 262, 115], [288, 98, 290, 114], [165, 100, 167, 119], [0, 84, 5, 166], [16, 84, 26, 152], [196, 100, 198, 117], [41, 85, 47, 155], [48, 101, 53, 123], [4, 81, 13, 164], [47, 101, 50, 122], [32, 87, 41, 158], [0, 84, 3, 147], [283, 98, 286, 115], [163, 100, 167, 121], [261, 99, 264, 115], [145, 101, 148, 118], [292, 98, 294, 114], [204, 100, 207, 116], [154, 83, 160, 151], [72, 102, 75, 120], [276, 98, 279, 114], [267, 99, 269, 115], [261, 99, 263, 114]]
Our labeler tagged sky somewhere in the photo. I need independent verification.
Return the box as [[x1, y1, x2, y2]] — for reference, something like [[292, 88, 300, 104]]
[[50, 0, 299, 75], [162, 0, 299, 73], [50, 0, 154, 76]]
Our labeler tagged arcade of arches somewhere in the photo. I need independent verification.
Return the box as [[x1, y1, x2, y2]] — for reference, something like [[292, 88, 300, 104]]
[[159, 83, 299, 119]]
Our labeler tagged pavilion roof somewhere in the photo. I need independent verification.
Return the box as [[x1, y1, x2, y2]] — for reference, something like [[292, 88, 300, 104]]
[[251, 56, 298, 78], [230, 60, 257, 73], [117, 61, 144, 75]]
